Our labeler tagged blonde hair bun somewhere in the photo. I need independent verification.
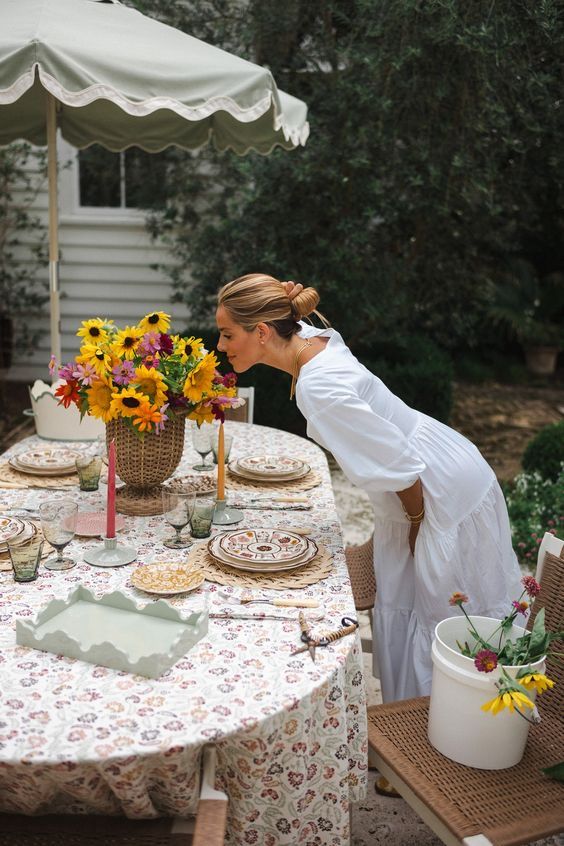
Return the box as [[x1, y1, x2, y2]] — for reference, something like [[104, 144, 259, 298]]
[[292, 287, 320, 320]]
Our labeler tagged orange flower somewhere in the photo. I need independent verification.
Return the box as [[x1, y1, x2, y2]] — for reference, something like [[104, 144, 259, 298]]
[[132, 400, 164, 433], [55, 380, 80, 409]]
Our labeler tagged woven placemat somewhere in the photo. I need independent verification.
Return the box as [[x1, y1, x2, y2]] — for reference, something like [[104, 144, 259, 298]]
[[187, 542, 331, 589], [0, 462, 78, 490], [226, 468, 322, 494]]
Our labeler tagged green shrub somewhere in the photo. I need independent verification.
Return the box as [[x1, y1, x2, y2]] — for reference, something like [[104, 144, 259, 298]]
[[522, 422, 564, 482], [503, 469, 564, 568], [359, 336, 454, 423]]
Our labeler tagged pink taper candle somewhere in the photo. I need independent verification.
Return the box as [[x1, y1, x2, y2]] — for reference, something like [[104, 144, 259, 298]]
[[106, 439, 116, 538], [217, 423, 225, 501]]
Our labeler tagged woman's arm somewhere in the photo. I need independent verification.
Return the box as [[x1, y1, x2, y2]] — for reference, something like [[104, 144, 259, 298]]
[[396, 478, 424, 556]]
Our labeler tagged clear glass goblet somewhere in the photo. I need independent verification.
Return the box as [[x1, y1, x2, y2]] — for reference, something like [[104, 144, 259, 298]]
[[192, 427, 213, 471], [39, 498, 78, 571], [162, 489, 196, 548]]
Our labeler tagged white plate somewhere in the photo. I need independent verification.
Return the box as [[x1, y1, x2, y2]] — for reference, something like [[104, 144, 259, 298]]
[[16, 447, 80, 471], [208, 532, 318, 573], [237, 455, 305, 477], [0, 514, 26, 546], [228, 460, 310, 482], [75, 512, 127, 537], [219, 528, 309, 563], [131, 563, 205, 595], [9, 456, 77, 477]]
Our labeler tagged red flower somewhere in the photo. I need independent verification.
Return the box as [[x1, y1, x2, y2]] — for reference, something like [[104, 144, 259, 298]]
[[521, 575, 541, 598], [449, 591, 469, 607], [55, 379, 80, 409], [474, 649, 498, 673]]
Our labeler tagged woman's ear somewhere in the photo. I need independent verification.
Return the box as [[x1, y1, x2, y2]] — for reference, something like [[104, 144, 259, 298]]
[[256, 321, 270, 344]]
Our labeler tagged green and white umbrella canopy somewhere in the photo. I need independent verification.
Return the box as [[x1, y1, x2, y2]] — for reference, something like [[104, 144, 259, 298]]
[[0, 0, 309, 361]]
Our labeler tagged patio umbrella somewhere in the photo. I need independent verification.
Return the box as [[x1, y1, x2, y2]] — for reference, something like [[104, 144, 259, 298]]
[[0, 0, 309, 362]]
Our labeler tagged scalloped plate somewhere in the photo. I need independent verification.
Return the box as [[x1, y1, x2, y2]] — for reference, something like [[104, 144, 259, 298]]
[[131, 563, 205, 596]]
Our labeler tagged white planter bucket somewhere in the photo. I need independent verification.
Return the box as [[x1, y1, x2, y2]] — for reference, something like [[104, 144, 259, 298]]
[[428, 615, 545, 770], [27, 381, 105, 442]]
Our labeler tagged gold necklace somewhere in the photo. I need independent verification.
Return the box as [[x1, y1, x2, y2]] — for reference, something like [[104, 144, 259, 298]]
[[289, 339, 312, 400]]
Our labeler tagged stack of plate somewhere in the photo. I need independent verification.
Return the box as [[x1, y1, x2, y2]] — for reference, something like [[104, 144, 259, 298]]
[[228, 454, 310, 483], [208, 528, 318, 573], [9, 447, 80, 477], [0, 513, 39, 554]]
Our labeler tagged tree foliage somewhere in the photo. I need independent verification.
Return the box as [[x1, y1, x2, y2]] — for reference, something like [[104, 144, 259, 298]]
[[135, 0, 564, 357]]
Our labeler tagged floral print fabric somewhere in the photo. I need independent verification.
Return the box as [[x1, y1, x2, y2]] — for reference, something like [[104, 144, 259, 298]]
[[0, 422, 367, 844]]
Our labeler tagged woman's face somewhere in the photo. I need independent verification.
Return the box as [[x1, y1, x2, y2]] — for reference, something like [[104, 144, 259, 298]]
[[216, 305, 262, 372]]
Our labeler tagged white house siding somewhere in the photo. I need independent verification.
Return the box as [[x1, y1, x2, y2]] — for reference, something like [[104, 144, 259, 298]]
[[6, 137, 191, 382]]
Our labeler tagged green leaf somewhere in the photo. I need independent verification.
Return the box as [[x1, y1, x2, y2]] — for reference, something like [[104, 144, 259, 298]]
[[542, 762, 564, 782]]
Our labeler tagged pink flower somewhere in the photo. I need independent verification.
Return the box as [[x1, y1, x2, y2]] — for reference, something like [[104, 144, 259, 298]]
[[138, 332, 161, 356], [474, 649, 498, 673], [521, 575, 541, 598], [512, 600, 529, 616], [48, 355, 57, 375], [58, 362, 76, 381], [112, 361, 135, 386], [449, 591, 469, 607], [222, 371, 237, 388], [73, 362, 97, 386], [154, 403, 169, 434]]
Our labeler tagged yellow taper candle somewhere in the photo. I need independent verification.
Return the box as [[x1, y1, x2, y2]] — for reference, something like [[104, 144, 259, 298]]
[[217, 422, 225, 501]]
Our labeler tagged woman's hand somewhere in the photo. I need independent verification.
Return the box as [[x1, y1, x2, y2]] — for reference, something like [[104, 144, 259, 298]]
[[409, 521, 420, 556], [282, 280, 303, 300]]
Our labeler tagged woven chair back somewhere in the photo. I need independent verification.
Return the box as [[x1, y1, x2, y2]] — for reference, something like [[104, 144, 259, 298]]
[[527, 548, 563, 721]]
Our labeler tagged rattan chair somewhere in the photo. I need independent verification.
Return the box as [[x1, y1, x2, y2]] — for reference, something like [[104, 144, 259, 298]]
[[0, 745, 227, 846], [345, 536, 375, 651], [366, 535, 564, 846]]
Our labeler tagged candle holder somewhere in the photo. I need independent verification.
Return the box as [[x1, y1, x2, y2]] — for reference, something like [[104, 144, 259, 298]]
[[213, 499, 243, 525], [84, 536, 137, 568]]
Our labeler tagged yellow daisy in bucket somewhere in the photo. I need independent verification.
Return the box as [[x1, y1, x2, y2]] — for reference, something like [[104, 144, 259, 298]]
[[133, 365, 168, 408], [481, 689, 535, 715], [138, 311, 171, 334], [519, 673, 555, 694]]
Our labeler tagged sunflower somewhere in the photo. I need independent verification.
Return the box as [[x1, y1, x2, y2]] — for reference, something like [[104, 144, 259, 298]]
[[76, 318, 111, 345], [87, 379, 117, 422], [138, 311, 171, 334], [174, 334, 205, 363], [76, 343, 113, 377], [189, 402, 214, 426], [133, 365, 168, 407], [183, 351, 218, 403], [132, 400, 164, 433], [110, 387, 150, 419], [112, 326, 143, 359]]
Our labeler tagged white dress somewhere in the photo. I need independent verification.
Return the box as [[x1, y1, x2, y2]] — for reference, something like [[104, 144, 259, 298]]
[[295, 325, 522, 702]]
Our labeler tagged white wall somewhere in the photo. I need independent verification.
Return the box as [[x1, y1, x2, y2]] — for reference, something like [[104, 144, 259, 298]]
[[7, 137, 191, 382]]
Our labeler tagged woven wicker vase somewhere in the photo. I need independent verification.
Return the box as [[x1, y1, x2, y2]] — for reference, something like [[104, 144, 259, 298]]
[[106, 416, 186, 516]]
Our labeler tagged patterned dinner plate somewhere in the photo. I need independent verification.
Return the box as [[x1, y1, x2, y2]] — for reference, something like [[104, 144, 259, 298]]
[[131, 563, 205, 595], [16, 447, 80, 471], [237, 455, 305, 477], [208, 533, 318, 572], [220, 528, 313, 562], [9, 456, 78, 477], [75, 512, 126, 537], [0, 520, 38, 553], [0, 514, 26, 545], [166, 475, 217, 496], [228, 461, 310, 483]]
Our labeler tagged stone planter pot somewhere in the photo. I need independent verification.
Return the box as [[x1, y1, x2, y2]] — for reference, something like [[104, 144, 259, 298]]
[[428, 615, 544, 770], [524, 345, 559, 376]]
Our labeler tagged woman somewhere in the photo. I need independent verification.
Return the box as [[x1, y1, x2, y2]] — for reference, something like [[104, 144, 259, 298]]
[[216, 273, 522, 703]]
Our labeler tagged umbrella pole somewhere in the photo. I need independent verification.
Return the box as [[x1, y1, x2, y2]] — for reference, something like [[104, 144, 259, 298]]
[[46, 91, 62, 371]]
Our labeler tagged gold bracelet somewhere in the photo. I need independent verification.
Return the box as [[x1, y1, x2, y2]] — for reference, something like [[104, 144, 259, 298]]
[[402, 504, 425, 522]]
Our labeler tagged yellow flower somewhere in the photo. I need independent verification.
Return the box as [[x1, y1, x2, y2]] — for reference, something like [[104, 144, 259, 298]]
[[174, 335, 205, 363], [110, 387, 149, 419], [519, 673, 555, 695], [132, 400, 164, 433], [76, 318, 111, 345], [76, 344, 113, 377], [86, 379, 117, 423], [112, 326, 143, 359], [138, 311, 171, 334], [481, 689, 535, 716], [183, 351, 218, 403], [188, 403, 214, 425], [133, 365, 168, 407]]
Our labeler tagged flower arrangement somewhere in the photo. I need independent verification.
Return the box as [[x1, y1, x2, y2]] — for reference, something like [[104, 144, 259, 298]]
[[49, 311, 243, 434], [449, 576, 563, 718]]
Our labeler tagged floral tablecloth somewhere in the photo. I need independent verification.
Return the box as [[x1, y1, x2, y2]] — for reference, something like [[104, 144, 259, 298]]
[[0, 421, 367, 845]]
